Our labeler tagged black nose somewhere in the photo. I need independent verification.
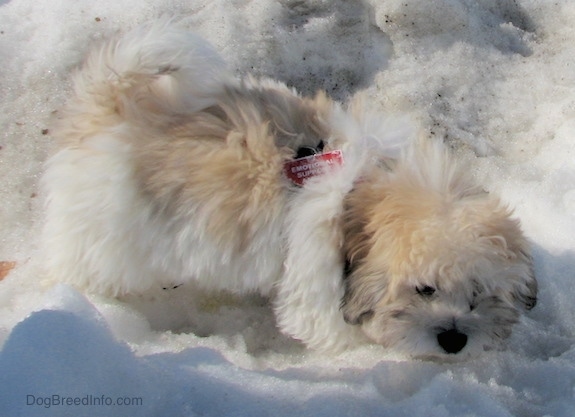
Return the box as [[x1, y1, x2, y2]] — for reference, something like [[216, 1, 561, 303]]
[[437, 329, 468, 354]]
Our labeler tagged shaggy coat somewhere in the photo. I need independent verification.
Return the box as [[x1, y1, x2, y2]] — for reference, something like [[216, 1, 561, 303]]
[[43, 21, 536, 356]]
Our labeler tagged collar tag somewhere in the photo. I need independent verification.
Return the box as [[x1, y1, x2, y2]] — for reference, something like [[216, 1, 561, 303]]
[[284, 150, 344, 186]]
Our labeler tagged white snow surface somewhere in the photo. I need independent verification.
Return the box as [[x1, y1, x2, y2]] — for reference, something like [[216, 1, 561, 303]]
[[1, 0, 575, 416]]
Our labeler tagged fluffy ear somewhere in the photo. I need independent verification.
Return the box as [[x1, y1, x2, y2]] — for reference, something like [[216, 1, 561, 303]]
[[483, 214, 538, 311], [511, 251, 538, 311], [340, 172, 393, 326], [482, 229, 538, 312], [340, 261, 386, 325]]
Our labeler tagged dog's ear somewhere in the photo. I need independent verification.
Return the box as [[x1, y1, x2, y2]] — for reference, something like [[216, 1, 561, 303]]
[[340, 180, 391, 325], [511, 250, 538, 311], [340, 261, 386, 325], [473, 204, 538, 311]]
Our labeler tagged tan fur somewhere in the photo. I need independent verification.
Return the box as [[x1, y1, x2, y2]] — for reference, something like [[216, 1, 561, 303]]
[[345, 170, 518, 279], [341, 144, 537, 330], [127, 83, 336, 255], [44, 23, 537, 355]]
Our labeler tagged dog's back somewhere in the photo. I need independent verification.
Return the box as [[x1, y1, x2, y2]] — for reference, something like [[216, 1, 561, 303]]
[[43, 22, 298, 296]]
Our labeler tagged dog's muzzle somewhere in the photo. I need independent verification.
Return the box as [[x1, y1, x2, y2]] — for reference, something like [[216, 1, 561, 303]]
[[437, 329, 468, 354]]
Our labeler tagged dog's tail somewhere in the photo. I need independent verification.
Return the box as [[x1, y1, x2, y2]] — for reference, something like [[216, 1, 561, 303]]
[[57, 20, 233, 135]]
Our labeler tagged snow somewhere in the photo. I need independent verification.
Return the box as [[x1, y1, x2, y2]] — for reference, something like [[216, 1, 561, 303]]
[[1, 0, 575, 415]]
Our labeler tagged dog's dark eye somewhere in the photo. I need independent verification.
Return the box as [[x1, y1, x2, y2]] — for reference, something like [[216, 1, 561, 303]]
[[416, 285, 436, 297]]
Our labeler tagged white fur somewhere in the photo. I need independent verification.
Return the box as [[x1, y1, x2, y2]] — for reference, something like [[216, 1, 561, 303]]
[[43, 21, 535, 356]]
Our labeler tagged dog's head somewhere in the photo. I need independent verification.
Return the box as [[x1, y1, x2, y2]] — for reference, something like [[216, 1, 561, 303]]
[[340, 145, 537, 359]]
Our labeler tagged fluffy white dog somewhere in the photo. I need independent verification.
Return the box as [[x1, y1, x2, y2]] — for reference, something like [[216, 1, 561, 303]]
[[43, 21, 537, 358]]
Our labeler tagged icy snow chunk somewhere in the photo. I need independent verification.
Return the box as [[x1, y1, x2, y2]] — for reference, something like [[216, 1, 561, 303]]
[[0, 308, 158, 417], [42, 284, 104, 321], [370, 0, 535, 55]]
